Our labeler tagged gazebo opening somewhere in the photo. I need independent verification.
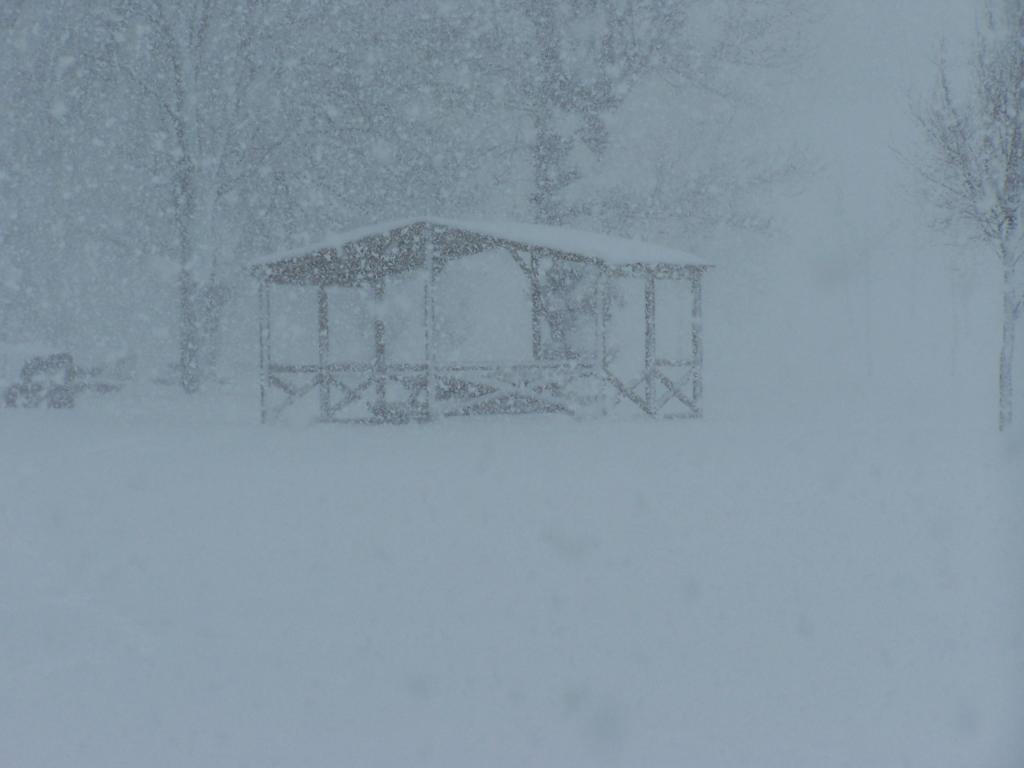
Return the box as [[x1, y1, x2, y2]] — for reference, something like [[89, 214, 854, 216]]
[[250, 218, 709, 423]]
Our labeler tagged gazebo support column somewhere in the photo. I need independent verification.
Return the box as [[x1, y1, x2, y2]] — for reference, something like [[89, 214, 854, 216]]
[[530, 253, 543, 360], [689, 268, 704, 416], [258, 279, 271, 424], [599, 270, 611, 415], [424, 254, 439, 420], [317, 284, 330, 421], [644, 270, 657, 414], [374, 274, 387, 408]]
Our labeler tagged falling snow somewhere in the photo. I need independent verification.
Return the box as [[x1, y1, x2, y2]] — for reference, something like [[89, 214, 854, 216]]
[[0, 1, 1021, 767]]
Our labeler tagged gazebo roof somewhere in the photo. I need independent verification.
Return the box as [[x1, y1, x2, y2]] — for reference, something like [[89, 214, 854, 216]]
[[251, 217, 706, 286]]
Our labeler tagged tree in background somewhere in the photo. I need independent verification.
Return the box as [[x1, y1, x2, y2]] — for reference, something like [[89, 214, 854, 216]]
[[93, 0, 332, 391], [1, 0, 806, 389], [919, 0, 1024, 429], [467, 0, 804, 351], [494, 0, 804, 232]]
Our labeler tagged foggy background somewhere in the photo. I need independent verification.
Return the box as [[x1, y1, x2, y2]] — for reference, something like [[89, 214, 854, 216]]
[[0, 0, 991, 422]]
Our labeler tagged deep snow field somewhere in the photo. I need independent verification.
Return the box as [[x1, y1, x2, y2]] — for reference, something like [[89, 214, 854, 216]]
[[1, 385, 1020, 768], [3, 1, 1022, 765]]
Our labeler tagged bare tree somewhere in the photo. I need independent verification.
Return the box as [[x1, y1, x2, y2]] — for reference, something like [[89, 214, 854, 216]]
[[505, 0, 805, 228], [94, 0, 322, 391], [918, 0, 1024, 429]]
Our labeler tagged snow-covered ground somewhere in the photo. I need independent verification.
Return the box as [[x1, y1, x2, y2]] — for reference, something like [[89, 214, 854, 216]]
[[1, 8, 1018, 765], [1, 388, 1020, 767]]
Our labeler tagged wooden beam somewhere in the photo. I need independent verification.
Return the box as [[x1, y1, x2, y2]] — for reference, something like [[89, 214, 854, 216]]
[[690, 270, 704, 416], [374, 274, 387, 407], [644, 270, 656, 413], [318, 284, 330, 421], [609, 262, 692, 279], [530, 253, 543, 360], [599, 271, 611, 415], [258, 279, 271, 424], [424, 247, 439, 420]]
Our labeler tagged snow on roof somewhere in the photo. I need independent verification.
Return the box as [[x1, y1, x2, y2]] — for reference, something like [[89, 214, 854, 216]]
[[254, 216, 704, 269]]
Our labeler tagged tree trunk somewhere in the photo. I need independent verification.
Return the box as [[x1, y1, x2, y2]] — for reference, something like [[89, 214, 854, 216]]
[[527, 1, 569, 226], [999, 273, 1017, 430], [531, 116, 564, 225]]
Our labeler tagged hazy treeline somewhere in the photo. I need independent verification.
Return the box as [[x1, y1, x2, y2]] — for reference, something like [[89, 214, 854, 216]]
[[0, 0, 804, 385]]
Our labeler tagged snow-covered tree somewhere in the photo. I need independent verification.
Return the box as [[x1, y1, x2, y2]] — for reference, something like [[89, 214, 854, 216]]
[[919, 0, 1024, 429]]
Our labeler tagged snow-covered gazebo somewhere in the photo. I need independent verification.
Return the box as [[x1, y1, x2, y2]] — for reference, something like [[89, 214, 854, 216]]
[[250, 218, 709, 423]]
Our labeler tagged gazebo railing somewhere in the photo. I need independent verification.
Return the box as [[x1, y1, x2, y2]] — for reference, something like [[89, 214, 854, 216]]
[[263, 359, 615, 423], [262, 357, 696, 423]]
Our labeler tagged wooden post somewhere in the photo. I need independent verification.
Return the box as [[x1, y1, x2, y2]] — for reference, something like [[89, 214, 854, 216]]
[[374, 274, 386, 408], [689, 268, 704, 417], [258, 278, 271, 424], [530, 253, 543, 360], [599, 269, 610, 367], [424, 251, 438, 421], [599, 268, 611, 415], [318, 284, 330, 421], [644, 270, 656, 414]]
